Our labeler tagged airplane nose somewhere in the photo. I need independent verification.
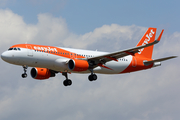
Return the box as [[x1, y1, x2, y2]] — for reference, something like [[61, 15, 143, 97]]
[[1, 51, 11, 62], [1, 52, 6, 61], [1, 52, 6, 60]]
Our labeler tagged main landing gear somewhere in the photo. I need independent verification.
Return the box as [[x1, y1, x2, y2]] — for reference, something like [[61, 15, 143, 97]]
[[22, 65, 28, 78], [88, 74, 97, 81], [62, 70, 97, 86], [88, 69, 97, 81], [62, 72, 72, 86]]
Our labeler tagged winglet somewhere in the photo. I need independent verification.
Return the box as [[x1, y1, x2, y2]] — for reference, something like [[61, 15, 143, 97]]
[[157, 29, 164, 41]]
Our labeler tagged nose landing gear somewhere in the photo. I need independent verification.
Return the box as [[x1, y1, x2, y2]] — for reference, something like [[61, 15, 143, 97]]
[[22, 65, 28, 78]]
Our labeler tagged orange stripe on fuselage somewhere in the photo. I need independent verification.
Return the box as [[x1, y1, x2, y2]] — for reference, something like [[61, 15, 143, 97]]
[[121, 56, 153, 73], [10, 44, 85, 59]]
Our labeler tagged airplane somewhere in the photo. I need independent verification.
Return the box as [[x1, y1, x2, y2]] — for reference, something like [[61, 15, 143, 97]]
[[1, 27, 177, 86]]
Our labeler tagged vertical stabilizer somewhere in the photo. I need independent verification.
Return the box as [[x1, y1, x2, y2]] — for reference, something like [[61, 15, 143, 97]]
[[136, 28, 157, 59]]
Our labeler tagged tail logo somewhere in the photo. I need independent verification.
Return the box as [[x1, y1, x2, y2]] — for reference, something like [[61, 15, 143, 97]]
[[138, 29, 155, 54]]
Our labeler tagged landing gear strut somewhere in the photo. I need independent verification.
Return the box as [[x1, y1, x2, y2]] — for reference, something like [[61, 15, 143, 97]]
[[62, 72, 72, 86], [22, 65, 28, 78], [88, 69, 97, 81]]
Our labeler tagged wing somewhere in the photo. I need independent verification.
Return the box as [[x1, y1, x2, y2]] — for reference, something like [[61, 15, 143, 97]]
[[78, 29, 164, 68], [87, 40, 159, 64], [78, 39, 159, 66]]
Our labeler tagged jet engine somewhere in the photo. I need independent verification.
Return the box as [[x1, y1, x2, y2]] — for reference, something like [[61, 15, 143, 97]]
[[68, 59, 89, 72], [30, 67, 55, 80]]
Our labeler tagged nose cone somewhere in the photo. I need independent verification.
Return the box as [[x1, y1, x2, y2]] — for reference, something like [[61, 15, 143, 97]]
[[1, 51, 12, 62], [1, 52, 6, 61]]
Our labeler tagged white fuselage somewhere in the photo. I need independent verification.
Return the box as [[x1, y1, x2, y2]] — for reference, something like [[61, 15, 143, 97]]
[[1, 47, 132, 74]]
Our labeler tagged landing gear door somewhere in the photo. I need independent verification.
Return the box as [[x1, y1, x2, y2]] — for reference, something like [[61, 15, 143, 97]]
[[26, 45, 33, 57]]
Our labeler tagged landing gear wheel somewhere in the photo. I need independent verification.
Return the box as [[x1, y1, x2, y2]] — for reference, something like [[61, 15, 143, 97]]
[[22, 65, 28, 78], [88, 75, 93, 81], [92, 74, 97, 80], [62, 72, 72, 86], [63, 79, 72, 86], [22, 73, 27, 78], [88, 74, 97, 81]]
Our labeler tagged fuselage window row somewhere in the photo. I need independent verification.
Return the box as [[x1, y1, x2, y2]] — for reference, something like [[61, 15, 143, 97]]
[[119, 58, 128, 61], [33, 50, 95, 58]]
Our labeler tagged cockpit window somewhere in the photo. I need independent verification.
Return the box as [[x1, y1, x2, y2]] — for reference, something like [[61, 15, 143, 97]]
[[8, 47, 21, 51], [8, 48, 13, 51]]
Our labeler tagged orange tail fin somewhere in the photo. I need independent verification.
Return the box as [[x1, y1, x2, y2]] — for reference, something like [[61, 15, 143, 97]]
[[136, 27, 157, 59]]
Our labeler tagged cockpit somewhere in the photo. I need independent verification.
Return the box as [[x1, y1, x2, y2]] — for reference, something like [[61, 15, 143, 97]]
[[8, 48, 21, 51]]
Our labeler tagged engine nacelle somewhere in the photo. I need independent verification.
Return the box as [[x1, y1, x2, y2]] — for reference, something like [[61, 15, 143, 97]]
[[68, 59, 89, 72], [31, 67, 55, 80]]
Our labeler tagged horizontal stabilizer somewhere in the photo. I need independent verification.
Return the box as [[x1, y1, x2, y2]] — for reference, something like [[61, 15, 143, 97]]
[[144, 56, 177, 65]]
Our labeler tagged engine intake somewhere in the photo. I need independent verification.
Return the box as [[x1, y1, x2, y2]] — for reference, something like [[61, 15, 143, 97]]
[[31, 67, 55, 80], [68, 59, 89, 71]]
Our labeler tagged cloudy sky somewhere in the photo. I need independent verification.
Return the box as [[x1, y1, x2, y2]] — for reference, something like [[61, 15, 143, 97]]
[[0, 0, 180, 120]]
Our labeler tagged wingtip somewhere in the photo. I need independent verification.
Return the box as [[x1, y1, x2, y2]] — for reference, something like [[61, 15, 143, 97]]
[[157, 29, 164, 41], [172, 56, 178, 58]]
